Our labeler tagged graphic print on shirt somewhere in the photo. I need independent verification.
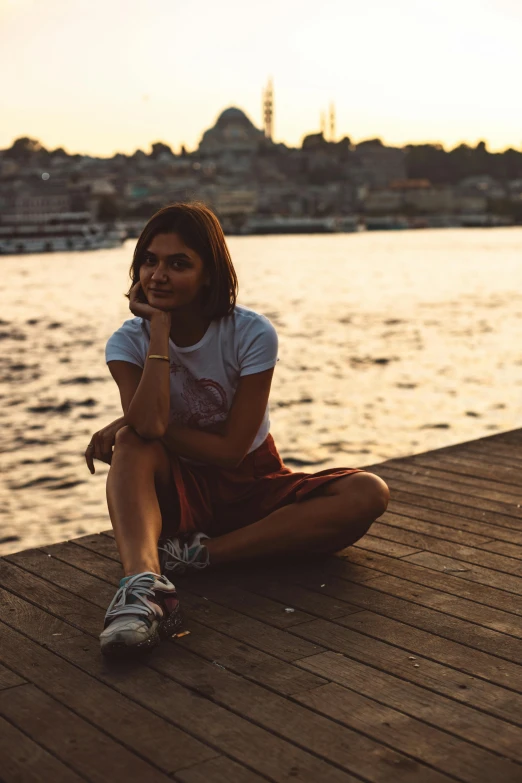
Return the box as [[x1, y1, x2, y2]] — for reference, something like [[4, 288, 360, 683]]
[[169, 361, 228, 428]]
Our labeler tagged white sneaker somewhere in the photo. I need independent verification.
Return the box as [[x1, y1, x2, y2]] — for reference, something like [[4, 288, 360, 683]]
[[100, 571, 182, 657], [158, 532, 210, 576]]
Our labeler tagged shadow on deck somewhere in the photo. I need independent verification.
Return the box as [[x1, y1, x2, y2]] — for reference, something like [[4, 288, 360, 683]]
[[1, 429, 522, 782]]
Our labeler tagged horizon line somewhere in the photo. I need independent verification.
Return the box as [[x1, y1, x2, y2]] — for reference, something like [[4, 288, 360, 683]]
[[2, 132, 522, 160]]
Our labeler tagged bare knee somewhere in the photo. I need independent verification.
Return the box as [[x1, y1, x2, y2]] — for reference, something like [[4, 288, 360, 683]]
[[331, 472, 389, 517], [113, 426, 166, 460], [114, 425, 144, 449], [111, 426, 172, 488], [328, 472, 389, 548], [352, 472, 390, 519]]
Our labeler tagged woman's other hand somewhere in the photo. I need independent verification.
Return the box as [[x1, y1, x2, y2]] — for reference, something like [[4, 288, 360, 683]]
[[85, 417, 126, 474], [129, 282, 170, 322]]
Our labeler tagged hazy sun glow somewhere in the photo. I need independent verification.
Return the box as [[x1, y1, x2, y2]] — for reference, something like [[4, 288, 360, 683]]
[[1, 0, 521, 155]]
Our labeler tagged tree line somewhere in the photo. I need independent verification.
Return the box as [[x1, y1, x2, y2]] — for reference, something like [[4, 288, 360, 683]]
[[3, 136, 522, 185]]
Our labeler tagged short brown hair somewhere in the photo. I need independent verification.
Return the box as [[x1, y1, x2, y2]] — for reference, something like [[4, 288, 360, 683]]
[[127, 202, 238, 318]]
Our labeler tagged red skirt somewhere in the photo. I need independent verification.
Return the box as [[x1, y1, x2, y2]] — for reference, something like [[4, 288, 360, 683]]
[[165, 433, 365, 537]]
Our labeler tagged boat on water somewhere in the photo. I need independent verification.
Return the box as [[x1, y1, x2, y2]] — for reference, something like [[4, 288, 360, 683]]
[[239, 215, 360, 235], [0, 212, 126, 254], [459, 213, 514, 228], [365, 215, 410, 231]]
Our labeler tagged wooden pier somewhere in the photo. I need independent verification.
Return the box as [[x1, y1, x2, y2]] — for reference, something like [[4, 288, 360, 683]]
[[1, 428, 522, 782]]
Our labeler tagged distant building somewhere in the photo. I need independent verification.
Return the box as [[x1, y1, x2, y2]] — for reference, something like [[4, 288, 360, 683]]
[[3, 184, 73, 222], [389, 180, 454, 214], [454, 193, 487, 215], [363, 189, 403, 214], [213, 188, 258, 216], [354, 141, 406, 188], [198, 107, 265, 156]]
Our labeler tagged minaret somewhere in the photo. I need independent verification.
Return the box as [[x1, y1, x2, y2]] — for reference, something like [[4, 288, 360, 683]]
[[329, 103, 336, 142], [320, 111, 326, 137], [263, 78, 274, 140]]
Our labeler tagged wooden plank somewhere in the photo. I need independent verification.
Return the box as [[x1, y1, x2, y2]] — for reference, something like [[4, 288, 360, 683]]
[[283, 574, 522, 661], [172, 580, 317, 630], [382, 502, 522, 546], [0, 684, 172, 783], [28, 543, 325, 663], [7, 547, 116, 603], [196, 555, 522, 668], [0, 620, 216, 774], [399, 431, 522, 456], [292, 618, 522, 727], [99, 531, 382, 584], [459, 441, 522, 462], [177, 756, 268, 783], [338, 548, 522, 616], [377, 512, 494, 547], [137, 572, 522, 745], [296, 653, 522, 766], [0, 557, 101, 636], [369, 520, 484, 553], [294, 682, 521, 782], [178, 579, 339, 657], [152, 642, 451, 783], [0, 713, 85, 783], [403, 550, 522, 594], [334, 610, 522, 691], [417, 440, 522, 461], [39, 543, 337, 671], [61, 537, 320, 632], [74, 531, 134, 562], [347, 573, 522, 639], [408, 454, 522, 488], [37, 548, 516, 780], [370, 467, 522, 525], [370, 523, 522, 578], [455, 447, 522, 469], [44, 538, 122, 580], [353, 535, 423, 558], [177, 618, 328, 696], [91, 556, 520, 744], [395, 440, 522, 469], [5, 544, 484, 783], [0, 662, 26, 690], [239, 563, 522, 643], [1, 590, 350, 783], [42, 544, 329, 698], [225, 574, 362, 620], [365, 452, 520, 500], [4, 424, 522, 783], [486, 540, 522, 560], [51, 635, 356, 783], [173, 607, 522, 770], [0, 585, 86, 645], [486, 431, 522, 443]]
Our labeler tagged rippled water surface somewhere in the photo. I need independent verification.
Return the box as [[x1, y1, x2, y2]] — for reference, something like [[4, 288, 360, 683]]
[[1, 228, 522, 555]]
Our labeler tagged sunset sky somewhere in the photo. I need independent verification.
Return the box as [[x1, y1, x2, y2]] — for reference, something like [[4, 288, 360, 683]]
[[1, 0, 521, 156]]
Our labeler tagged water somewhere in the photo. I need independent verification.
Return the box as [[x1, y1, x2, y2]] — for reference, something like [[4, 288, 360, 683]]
[[1, 228, 522, 555]]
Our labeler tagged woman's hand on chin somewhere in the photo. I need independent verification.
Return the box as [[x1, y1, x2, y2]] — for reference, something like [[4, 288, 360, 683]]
[[129, 282, 171, 322]]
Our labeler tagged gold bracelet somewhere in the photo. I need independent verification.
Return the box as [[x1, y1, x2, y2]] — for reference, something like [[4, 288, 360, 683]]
[[148, 354, 170, 361]]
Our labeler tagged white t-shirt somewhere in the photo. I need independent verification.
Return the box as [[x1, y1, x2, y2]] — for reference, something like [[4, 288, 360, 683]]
[[105, 305, 279, 454]]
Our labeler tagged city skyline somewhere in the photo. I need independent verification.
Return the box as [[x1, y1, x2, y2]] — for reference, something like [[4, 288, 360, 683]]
[[2, 0, 521, 156]]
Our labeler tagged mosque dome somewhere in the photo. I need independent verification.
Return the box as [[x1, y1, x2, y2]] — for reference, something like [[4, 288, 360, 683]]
[[216, 107, 255, 128], [199, 106, 264, 155]]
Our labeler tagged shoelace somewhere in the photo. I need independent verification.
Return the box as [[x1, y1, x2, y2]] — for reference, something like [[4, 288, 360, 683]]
[[159, 538, 209, 571], [105, 572, 164, 622]]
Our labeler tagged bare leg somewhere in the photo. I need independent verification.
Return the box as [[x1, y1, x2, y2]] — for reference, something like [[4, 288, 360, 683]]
[[106, 426, 176, 576], [205, 472, 389, 565]]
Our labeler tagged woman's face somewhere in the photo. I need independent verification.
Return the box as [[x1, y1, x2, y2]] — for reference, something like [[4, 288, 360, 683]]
[[139, 232, 209, 312]]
